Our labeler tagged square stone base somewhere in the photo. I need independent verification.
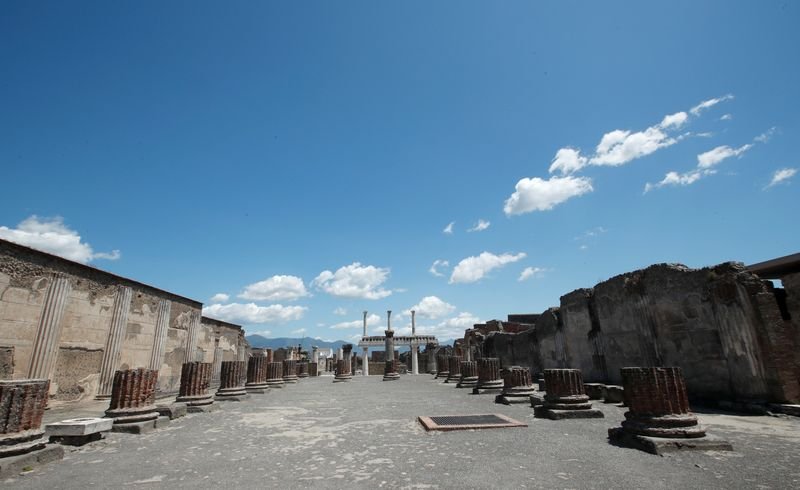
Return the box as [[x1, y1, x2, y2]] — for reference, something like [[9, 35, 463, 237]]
[[49, 432, 104, 446], [187, 403, 220, 414], [534, 406, 604, 420], [495, 394, 535, 405], [156, 403, 187, 420], [530, 394, 545, 407], [111, 419, 157, 434], [608, 427, 733, 455], [472, 387, 503, 395], [0, 445, 64, 479]]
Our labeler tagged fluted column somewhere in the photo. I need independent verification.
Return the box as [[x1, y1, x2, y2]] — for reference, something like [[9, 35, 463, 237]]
[[445, 356, 462, 383], [496, 366, 536, 404], [148, 299, 171, 371], [382, 326, 399, 381], [96, 286, 133, 399], [535, 368, 602, 419], [456, 360, 478, 388], [105, 369, 159, 426], [183, 310, 201, 363], [176, 362, 214, 409], [473, 358, 504, 394], [211, 340, 223, 386], [0, 379, 50, 457], [27, 274, 71, 379], [283, 359, 299, 383], [436, 353, 449, 379], [246, 356, 270, 392], [215, 361, 248, 401], [334, 344, 353, 382], [427, 345, 438, 375], [362, 347, 369, 376], [266, 361, 284, 387]]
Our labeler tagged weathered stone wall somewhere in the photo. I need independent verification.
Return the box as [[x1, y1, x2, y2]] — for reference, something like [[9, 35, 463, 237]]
[[479, 262, 800, 403], [0, 239, 246, 401]]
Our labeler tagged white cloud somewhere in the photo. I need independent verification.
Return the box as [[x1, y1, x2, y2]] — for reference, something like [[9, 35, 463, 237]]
[[765, 168, 798, 189], [291, 328, 307, 335], [0, 216, 121, 264], [690, 94, 734, 116], [209, 293, 230, 303], [449, 251, 526, 284], [467, 219, 491, 232], [399, 312, 482, 340], [248, 329, 272, 337], [504, 176, 593, 215], [312, 262, 392, 299], [754, 127, 778, 143], [518, 267, 546, 282], [239, 275, 309, 301], [644, 169, 715, 193], [202, 303, 307, 324], [548, 148, 588, 175], [333, 307, 347, 316], [697, 144, 753, 169], [330, 313, 381, 330], [659, 111, 688, 129], [720, 114, 733, 121], [443, 222, 455, 234], [429, 259, 449, 277], [404, 296, 455, 319], [574, 226, 608, 240], [590, 126, 678, 166]]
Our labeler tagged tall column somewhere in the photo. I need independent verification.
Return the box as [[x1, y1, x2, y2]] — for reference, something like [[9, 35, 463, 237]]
[[211, 338, 223, 386], [148, 299, 171, 371], [383, 312, 399, 381], [183, 310, 201, 363], [96, 286, 133, 399], [427, 344, 438, 375], [27, 274, 72, 380], [312, 346, 319, 364], [362, 310, 368, 337], [362, 347, 369, 376], [410, 310, 419, 375]]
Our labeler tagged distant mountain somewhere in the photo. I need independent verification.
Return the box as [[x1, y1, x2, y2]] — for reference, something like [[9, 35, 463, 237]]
[[245, 335, 349, 352]]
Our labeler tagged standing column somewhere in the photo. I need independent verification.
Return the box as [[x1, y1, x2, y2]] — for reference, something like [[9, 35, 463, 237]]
[[27, 274, 72, 380], [183, 311, 201, 363], [96, 286, 133, 399], [383, 312, 399, 381], [211, 338, 223, 386], [411, 310, 419, 375], [427, 344, 438, 375], [148, 299, 171, 371], [362, 347, 369, 376]]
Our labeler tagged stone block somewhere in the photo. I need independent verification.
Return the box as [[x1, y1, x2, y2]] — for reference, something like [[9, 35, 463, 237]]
[[0, 445, 64, 479], [534, 406, 604, 419], [768, 404, 800, 417], [155, 403, 187, 420], [49, 433, 104, 446], [187, 402, 220, 414], [608, 427, 733, 455], [110, 419, 156, 434], [584, 383, 607, 400], [604, 385, 624, 404], [45, 417, 113, 436]]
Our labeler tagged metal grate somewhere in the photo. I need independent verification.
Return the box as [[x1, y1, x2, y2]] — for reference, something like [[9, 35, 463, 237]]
[[418, 413, 527, 431]]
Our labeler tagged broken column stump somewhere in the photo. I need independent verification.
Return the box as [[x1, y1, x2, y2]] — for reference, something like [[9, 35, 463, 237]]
[[383, 359, 400, 381], [0, 379, 63, 478], [435, 353, 449, 380], [246, 356, 270, 393], [608, 367, 733, 455], [584, 383, 607, 400], [215, 361, 248, 402], [456, 361, 478, 389], [176, 362, 216, 412], [445, 356, 462, 384], [283, 360, 299, 384], [297, 361, 310, 378], [333, 358, 352, 383], [309, 362, 318, 377], [265, 361, 285, 388], [472, 358, 504, 394], [496, 366, 537, 404], [105, 369, 160, 432], [534, 369, 603, 419]]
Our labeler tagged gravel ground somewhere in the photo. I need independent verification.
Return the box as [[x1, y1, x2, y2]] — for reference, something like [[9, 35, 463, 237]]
[[6, 375, 800, 489]]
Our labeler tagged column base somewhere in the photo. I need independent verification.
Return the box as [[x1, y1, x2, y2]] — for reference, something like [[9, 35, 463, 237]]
[[245, 383, 270, 393], [456, 377, 478, 389], [0, 444, 64, 479], [265, 379, 285, 388], [175, 394, 214, 407], [608, 427, 732, 455], [282, 376, 299, 384], [495, 389, 537, 405], [534, 405, 604, 419], [105, 406, 160, 425], [472, 380, 504, 394], [444, 374, 461, 384], [383, 373, 400, 381], [111, 418, 157, 434], [215, 387, 249, 401], [435, 371, 449, 379]]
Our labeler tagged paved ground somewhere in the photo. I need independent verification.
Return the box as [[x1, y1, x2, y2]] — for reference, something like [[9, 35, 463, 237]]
[[6, 375, 800, 489]]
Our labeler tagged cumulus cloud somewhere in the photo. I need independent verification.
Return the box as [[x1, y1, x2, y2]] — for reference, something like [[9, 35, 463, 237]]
[[697, 144, 753, 169], [449, 251, 526, 284], [429, 259, 450, 277], [589, 127, 678, 167], [690, 94, 734, 116], [443, 222, 455, 234], [239, 275, 309, 302], [518, 267, 546, 282], [396, 312, 482, 340], [503, 176, 593, 215], [467, 219, 491, 232], [333, 307, 347, 316], [202, 303, 307, 324], [330, 313, 381, 330], [765, 168, 798, 189], [0, 216, 121, 264], [209, 293, 230, 303], [404, 296, 456, 319], [548, 148, 588, 175], [312, 262, 392, 299], [644, 169, 715, 193], [659, 111, 689, 129]]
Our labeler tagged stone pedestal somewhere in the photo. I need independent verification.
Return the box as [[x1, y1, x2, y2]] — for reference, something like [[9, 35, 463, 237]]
[[176, 362, 215, 412], [283, 359, 299, 384], [266, 362, 285, 388], [297, 361, 310, 378], [456, 361, 478, 389], [309, 362, 318, 377], [215, 361, 248, 401], [0, 379, 61, 472], [496, 366, 537, 404], [246, 356, 270, 393], [427, 344, 438, 375], [608, 367, 732, 455], [383, 333, 399, 381], [333, 359, 351, 382], [105, 369, 160, 432], [472, 358, 504, 394], [445, 356, 462, 383], [46, 417, 113, 446], [435, 353, 449, 379], [534, 369, 603, 419]]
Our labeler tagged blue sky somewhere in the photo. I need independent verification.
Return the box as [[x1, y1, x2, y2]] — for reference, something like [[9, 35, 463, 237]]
[[2, 1, 798, 342]]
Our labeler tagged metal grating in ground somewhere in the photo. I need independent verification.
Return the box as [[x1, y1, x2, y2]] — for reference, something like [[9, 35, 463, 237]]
[[418, 413, 527, 431]]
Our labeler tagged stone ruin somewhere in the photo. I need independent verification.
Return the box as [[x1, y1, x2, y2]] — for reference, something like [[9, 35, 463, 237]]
[[175, 362, 216, 413], [215, 361, 248, 402], [105, 368, 160, 432], [472, 358, 504, 395], [495, 366, 537, 404], [456, 360, 478, 389], [534, 369, 603, 420]]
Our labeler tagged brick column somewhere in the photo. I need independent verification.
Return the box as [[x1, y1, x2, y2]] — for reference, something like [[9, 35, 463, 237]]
[[473, 358, 504, 394], [246, 356, 270, 392], [333, 359, 351, 382], [427, 344, 438, 374], [497, 366, 536, 404], [96, 286, 132, 399], [456, 360, 478, 388], [535, 369, 602, 419], [176, 362, 214, 410], [0, 379, 50, 457], [435, 353, 449, 379], [266, 361, 284, 388], [309, 362, 318, 377], [215, 361, 248, 401], [383, 332, 399, 381], [445, 355, 463, 383], [297, 361, 310, 378], [283, 359, 299, 384], [105, 369, 160, 428]]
